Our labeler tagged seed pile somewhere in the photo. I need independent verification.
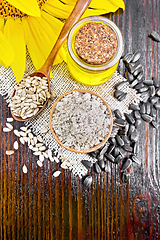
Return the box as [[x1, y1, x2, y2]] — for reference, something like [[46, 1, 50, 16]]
[[3, 117, 77, 176], [123, 51, 159, 128], [9, 76, 51, 119], [82, 48, 160, 187], [51, 91, 112, 151]]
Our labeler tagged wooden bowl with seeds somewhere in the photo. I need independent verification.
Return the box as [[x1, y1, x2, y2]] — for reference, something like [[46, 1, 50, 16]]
[[49, 89, 113, 154]]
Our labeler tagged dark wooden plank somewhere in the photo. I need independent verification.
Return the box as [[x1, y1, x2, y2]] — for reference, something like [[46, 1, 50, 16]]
[[1, 0, 160, 239]]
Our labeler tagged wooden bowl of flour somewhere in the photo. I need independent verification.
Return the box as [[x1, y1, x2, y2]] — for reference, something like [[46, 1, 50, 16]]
[[49, 89, 113, 154]]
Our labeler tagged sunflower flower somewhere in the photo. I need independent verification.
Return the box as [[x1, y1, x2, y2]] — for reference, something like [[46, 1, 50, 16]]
[[0, 0, 125, 82]]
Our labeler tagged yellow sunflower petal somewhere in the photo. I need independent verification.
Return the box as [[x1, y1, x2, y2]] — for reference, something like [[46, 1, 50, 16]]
[[0, 18, 4, 32], [106, 0, 125, 10], [28, 13, 66, 64], [0, 31, 14, 67], [7, 0, 41, 17], [61, 0, 125, 16], [41, 11, 67, 62], [4, 18, 26, 82], [21, 18, 45, 70], [23, 13, 66, 74], [43, 0, 73, 19], [87, 0, 125, 11]]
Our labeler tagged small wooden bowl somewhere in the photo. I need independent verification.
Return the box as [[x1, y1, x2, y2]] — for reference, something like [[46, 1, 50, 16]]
[[49, 89, 113, 154]]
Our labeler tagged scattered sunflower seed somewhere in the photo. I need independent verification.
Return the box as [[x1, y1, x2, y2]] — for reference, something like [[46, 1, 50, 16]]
[[7, 117, 14, 122], [41, 128, 48, 134], [121, 172, 130, 183], [54, 157, 59, 163], [37, 160, 43, 167], [131, 155, 141, 165], [43, 152, 48, 159], [33, 151, 41, 156], [98, 160, 105, 170], [53, 171, 61, 177], [131, 51, 141, 63], [22, 165, 28, 173], [114, 155, 124, 164], [48, 149, 52, 159], [50, 157, 55, 162], [93, 162, 102, 174], [3, 127, 11, 132], [151, 120, 157, 128], [37, 135, 43, 142], [81, 160, 93, 169], [6, 123, 13, 130], [20, 126, 28, 132], [149, 31, 160, 42], [23, 137, 28, 143], [19, 131, 27, 137], [114, 109, 122, 119], [50, 91, 57, 100], [83, 175, 92, 188], [141, 114, 152, 123], [39, 154, 44, 162], [20, 137, 25, 145], [29, 145, 34, 150], [61, 162, 68, 169], [39, 146, 46, 151], [36, 143, 44, 148], [32, 147, 39, 152], [13, 141, 19, 150], [6, 150, 14, 155], [121, 158, 132, 171], [28, 132, 34, 139], [123, 53, 133, 64], [115, 81, 128, 90]]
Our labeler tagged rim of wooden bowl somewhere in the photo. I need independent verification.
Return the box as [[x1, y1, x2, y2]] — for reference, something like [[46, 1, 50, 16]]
[[49, 89, 113, 154]]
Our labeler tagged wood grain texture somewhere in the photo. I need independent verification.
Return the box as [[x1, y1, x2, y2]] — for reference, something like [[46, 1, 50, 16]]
[[1, 0, 160, 239]]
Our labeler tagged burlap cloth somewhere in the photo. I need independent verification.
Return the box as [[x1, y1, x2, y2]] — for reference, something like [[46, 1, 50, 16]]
[[0, 53, 141, 177]]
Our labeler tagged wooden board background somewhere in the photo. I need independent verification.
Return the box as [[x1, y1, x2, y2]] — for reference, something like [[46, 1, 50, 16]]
[[0, 0, 160, 239]]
